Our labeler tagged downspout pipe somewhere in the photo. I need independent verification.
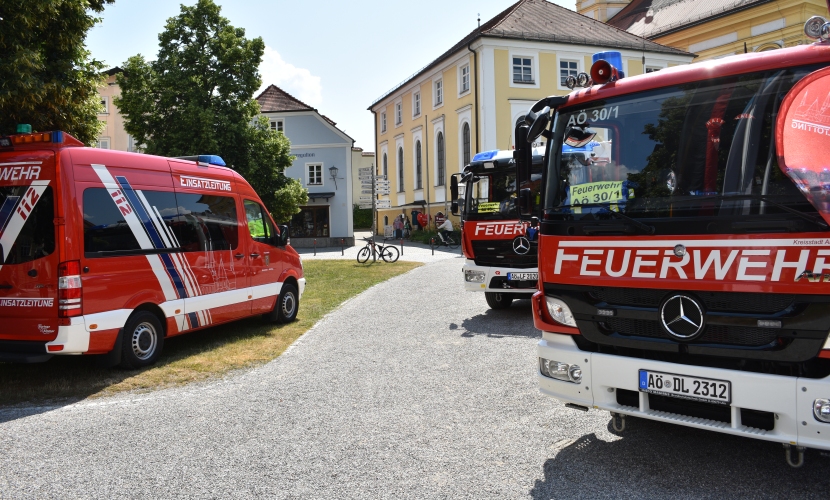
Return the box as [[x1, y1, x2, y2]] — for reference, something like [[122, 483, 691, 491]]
[[370, 109, 378, 237], [467, 40, 479, 153]]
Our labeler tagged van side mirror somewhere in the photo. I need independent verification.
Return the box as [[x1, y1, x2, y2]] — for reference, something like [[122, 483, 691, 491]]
[[514, 121, 532, 190], [278, 224, 290, 246], [518, 188, 532, 216]]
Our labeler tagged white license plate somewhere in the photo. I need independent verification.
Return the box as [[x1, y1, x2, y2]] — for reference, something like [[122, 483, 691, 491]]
[[507, 272, 537, 281], [638, 369, 731, 405]]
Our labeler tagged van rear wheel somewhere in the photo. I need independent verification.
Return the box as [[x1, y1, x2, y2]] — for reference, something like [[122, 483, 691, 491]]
[[485, 292, 514, 309], [119, 311, 164, 369]]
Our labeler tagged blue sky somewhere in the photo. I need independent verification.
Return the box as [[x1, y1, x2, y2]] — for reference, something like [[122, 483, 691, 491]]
[[87, 0, 576, 150]]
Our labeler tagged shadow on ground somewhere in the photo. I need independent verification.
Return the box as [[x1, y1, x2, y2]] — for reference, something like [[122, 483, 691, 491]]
[[451, 299, 539, 339], [0, 316, 280, 422], [530, 415, 830, 499]]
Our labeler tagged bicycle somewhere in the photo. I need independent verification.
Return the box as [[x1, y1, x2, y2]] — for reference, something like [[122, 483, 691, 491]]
[[357, 237, 400, 263], [436, 230, 460, 249]]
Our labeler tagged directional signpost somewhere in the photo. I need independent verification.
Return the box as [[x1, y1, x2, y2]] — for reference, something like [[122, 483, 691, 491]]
[[376, 200, 391, 209]]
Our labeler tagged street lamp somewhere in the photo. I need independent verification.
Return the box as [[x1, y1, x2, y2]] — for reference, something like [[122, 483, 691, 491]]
[[329, 165, 339, 189]]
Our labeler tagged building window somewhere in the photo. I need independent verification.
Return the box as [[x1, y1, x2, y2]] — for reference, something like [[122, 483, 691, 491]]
[[415, 140, 422, 190], [97, 137, 110, 149], [395, 102, 402, 125], [413, 92, 421, 117], [436, 132, 445, 186], [270, 119, 284, 133], [434, 79, 443, 106], [397, 147, 404, 192], [382, 153, 388, 177], [307, 163, 323, 186], [381, 112, 387, 132], [513, 57, 533, 83], [560, 60, 578, 85], [99, 96, 109, 115], [462, 123, 471, 166], [290, 206, 329, 238], [127, 135, 136, 152], [460, 64, 470, 93], [645, 66, 663, 73]]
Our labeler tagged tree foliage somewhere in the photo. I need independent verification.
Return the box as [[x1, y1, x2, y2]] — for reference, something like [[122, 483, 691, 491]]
[[0, 0, 114, 144], [271, 177, 309, 224], [115, 0, 301, 215]]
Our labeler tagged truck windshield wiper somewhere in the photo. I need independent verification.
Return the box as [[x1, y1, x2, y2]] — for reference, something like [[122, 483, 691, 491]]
[[554, 203, 655, 235], [706, 194, 829, 230]]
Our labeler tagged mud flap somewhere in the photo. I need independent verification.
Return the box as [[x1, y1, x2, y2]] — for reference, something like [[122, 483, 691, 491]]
[[95, 328, 123, 368]]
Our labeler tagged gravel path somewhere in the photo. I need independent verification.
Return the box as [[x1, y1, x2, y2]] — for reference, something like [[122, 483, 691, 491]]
[[1, 258, 829, 498]]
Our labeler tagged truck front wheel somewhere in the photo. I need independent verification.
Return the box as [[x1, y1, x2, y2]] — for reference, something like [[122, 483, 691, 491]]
[[485, 292, 514, 309]]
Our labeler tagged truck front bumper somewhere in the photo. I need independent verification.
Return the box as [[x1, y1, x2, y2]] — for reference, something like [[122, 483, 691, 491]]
[[462, 261, 537, 294], [537, 333, 830, 450]]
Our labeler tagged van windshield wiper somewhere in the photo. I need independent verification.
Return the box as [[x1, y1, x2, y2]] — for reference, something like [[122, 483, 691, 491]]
[[554, 203, 655, 235], [706, 194, 828, 230]]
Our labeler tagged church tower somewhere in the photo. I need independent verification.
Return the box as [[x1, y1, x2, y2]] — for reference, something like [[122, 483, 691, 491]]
[[576, 0, 632, 23]]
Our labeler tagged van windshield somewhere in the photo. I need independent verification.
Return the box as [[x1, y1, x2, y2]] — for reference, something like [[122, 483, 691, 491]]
[[0, 186, 55, 265], [544, 64, 825, 233]]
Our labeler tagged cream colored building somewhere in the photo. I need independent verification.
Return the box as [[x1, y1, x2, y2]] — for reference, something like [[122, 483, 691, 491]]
[[351, 146, 376, 219], [96, 68, 135, 151], [368, 0, 692, 233], [603, 0, 828, 61]]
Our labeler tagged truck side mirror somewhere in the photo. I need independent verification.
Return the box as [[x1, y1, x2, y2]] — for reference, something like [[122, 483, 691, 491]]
[[278, 224, 290, 246], [525, 106, 550, 143], [450, 174, 460, 215], [515, 120, 532, 190], [518, 188, 532, 216]]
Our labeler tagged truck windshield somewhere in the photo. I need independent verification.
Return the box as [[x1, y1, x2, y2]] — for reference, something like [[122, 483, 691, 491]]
[[544, 64, 825, 234], [465, 167, 542, 221], [0, 186, 55, 265]]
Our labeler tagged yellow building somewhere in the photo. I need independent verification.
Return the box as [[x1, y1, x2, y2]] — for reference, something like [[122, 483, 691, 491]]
[[577, 0, 631, 22], [368, 0, 693, 234], [96, 68, 136, 151], [606, 0, 829, 60]]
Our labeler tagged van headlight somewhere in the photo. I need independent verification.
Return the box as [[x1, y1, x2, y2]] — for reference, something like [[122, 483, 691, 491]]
[[546, 297, 576, 327]]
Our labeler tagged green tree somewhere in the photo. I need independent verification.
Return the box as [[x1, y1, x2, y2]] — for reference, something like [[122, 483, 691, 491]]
[[271, 177, 309, 224], [115, 0, 301, 216], [0, 0, 114, 144]]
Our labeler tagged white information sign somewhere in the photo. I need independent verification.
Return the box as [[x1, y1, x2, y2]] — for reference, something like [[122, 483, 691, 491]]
[[376, 200, 391, 208]]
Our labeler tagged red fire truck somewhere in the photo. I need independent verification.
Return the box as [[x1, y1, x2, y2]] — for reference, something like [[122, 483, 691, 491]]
[[518, 18, 830, 466], [0, 128, 304, 368], [450, 149, 543, 309]]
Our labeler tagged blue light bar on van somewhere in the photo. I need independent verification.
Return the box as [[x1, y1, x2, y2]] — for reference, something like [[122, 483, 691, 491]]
[[472, 150, 499, 162], [198, 155, 226, 166]]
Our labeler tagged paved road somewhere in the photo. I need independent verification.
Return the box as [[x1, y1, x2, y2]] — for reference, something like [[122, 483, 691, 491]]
[[1, 258, 829, 498]]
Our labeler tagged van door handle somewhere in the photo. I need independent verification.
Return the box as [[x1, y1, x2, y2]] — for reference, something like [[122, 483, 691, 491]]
[[234, 253, 244, 259], [250, 253, 260, 259]]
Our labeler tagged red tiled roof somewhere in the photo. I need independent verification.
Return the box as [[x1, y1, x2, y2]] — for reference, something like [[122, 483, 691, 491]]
[[255, 84, 315, 112]]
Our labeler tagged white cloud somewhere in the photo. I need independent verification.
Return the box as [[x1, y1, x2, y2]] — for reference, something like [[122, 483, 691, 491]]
[[258, 46, 322, 108]]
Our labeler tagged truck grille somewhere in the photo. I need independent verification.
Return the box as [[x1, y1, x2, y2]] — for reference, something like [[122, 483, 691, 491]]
[[590, 288, 796, 313], [471, 240, 536, 268], [602, 318, 780, 347]]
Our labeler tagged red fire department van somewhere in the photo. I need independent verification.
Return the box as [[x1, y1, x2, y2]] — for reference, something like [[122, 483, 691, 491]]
[[517, 18, 830, 466], [0, 128, 304, 368]]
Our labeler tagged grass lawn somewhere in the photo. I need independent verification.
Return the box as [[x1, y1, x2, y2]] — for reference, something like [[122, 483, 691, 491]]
[[0, 260, 421, 406]]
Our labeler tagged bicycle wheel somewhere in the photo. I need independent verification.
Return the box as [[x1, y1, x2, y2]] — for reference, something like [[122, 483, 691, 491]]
[[357, 246, 372, 263], [381, 245, 400, 263], [447, 233, 460, 249]]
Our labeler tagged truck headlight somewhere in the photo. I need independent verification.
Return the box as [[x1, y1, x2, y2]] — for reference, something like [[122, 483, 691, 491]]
[[539, 358, 582, 383], [465, 270, 486, 283], [546, 297, 576, 327], [814, 399, 830, 423]]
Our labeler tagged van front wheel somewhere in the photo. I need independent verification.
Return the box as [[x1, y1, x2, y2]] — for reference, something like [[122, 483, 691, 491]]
[[267, 283, 299, 323], [119, 311, 164, 369]]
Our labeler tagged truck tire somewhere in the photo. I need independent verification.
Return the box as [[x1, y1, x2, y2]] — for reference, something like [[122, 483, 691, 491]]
[[119, 310, 164, 369], [275, 283, 299, 323], [485, 292, 514, 309]]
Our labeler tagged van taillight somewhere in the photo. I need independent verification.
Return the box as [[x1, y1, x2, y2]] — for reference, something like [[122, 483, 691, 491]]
[[58, 260, 82, 317]]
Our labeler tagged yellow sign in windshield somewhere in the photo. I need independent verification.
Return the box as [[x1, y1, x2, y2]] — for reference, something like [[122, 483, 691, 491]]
[[477, 202, 500, 213], [569, 181, 633, 213]]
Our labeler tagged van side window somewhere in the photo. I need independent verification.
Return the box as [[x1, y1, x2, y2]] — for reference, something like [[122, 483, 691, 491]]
[[0, 186, 55, 264], [244, 200, 278, 245], [173, 194, 239, 251]]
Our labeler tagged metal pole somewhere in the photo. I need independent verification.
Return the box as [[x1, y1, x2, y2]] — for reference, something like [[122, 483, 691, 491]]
[[400, 238, 403, 256], [313, 239, 317, 256], [341, 238, 344, 256], [431, 237, 434, 255]]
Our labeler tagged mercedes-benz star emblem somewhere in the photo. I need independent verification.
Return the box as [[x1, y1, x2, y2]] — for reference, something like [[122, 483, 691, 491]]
[[660, 294, 705, 339], [512, 236, 531, 255]]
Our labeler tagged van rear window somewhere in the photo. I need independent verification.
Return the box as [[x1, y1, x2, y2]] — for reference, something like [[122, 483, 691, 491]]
[[0, 186, 55, 265], [83, 188, 238, 256]]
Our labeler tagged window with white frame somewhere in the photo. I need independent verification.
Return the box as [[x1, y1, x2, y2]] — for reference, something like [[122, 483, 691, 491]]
[[307, 163, 323, 186], [436, 132, 445, 186], [434, 79, 443, 106], [460, 64, 470, 93], [381, 112, 387, 132], [99, 96, 109, 115], [413, 92, 421, 117], [559, 60, 578, 86], [513, 57, 533, 83], [397, 147, 405, 192], [645, 66, 662, 73], [128, 135, 136, 152], [382, 153, 388, 177], [270, 119, 284, 133], [415, 140, 422, 190], [96, 137, 110, 149], [462, 123, 471, 166], [395, 102, 402, 125]]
